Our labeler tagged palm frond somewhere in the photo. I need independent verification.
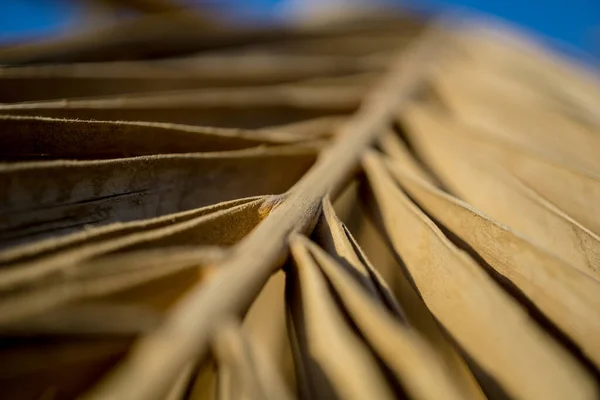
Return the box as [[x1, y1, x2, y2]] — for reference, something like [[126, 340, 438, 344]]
[[0, 11, 599, 400]]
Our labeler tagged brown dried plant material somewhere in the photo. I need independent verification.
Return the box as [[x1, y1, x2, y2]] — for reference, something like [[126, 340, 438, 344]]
[[84, 27, 441, 400], [0, 246, 223, 323], [452, 25, 600, 127], [302, 236, 484, 400], [363, 150, 597, 400], [186, 360, 218, 400], [0, 11, 422, 65], [260, 115, 344, 139], [163, 362, 198, 400], [382, 147, 600, 368], [0, 198, 236, 399], [433, 57, 560, 113], [312, 196, 405, 314], [332, 180, 483, 397], [287, 235, 396, 400], [212, 320, 295, 400], [0, 334, 133, 400], [216, 359, 236, 400], [0, 196, 263, 266], [402, 104, 600, 280], [0, 197, 267, 294], [420, 107, 600, 236], [0, 115, 327, 161], [243, 34, 410, 57], [0, 146, 315, 247], [0, 303, 161, 336], [0, 248, 214, 399], [0, 85, 359, 128], [377, 130, 439, 187], [433, 67, 600, 175], [0, 55, 379, 103], [3, 13, 598, 400], [431, 55, 596, 129], [293, 71, 377, 90], [242, 270, 296, 392]]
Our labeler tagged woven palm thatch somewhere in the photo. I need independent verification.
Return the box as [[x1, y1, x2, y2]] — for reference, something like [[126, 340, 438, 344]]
[[0, 10, 599, 400]]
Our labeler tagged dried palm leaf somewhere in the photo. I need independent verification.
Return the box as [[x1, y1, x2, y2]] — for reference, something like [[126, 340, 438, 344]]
[[0, 10, 599, 400]]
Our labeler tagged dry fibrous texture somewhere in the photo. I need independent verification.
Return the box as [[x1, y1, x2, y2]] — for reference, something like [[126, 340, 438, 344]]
[[0, 116, 330, 161], [0, 147, 315, 249], [0, 11, 599, 400], [0, 85, 360, 128]]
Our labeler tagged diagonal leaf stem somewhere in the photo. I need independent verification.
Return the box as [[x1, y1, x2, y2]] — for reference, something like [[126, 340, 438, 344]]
[[85, 23, 444, 400]]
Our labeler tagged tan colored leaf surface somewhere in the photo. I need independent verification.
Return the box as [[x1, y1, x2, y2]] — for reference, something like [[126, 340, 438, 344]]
[[0, 197, 268, 293], [0, 187, 267, 399], [0, 246, 223, 323], [0, 115, 326, 161], [185, 360, 218, 400], [451, 24, 600, 127], [423, 108, 600, 236], [0, 146, 314, 247], [332, 179, 483, 396], [287, 235, 396, 400], [0, 335, 132, 400], [377, 131, 437, 186], [433, 66, 600, 175], [432, 55, 590, 125], [0, 55, 379, 102], [363, 150, 597, 400], [402, 104, 600, 280], [0, 86, 359, 128], [261, 116, 344, 139], [3, 15, 598, 400], [313, 196, 402, 311], [212, 320, 295, 400], [83, 27, 443, 400], [304, 237, 484, 400], [242, 270, 296, 393], [382, 148, 600, 368], [0, 303, 161, 336], [0, 196, 262, 266]]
